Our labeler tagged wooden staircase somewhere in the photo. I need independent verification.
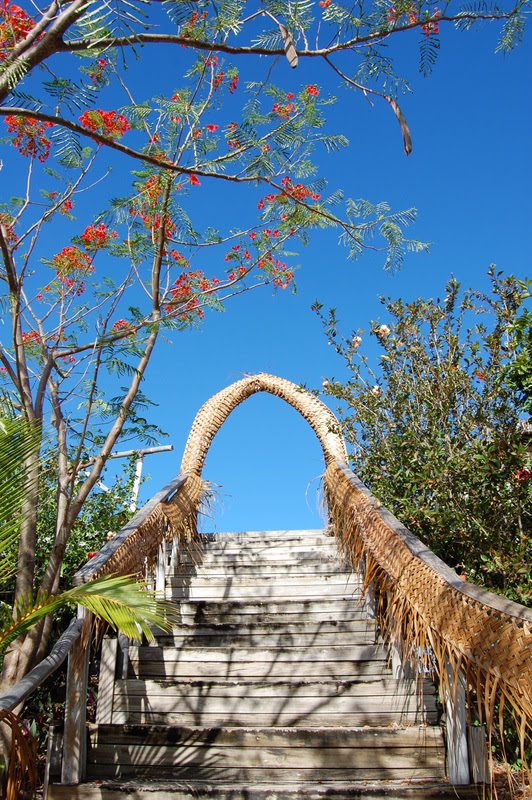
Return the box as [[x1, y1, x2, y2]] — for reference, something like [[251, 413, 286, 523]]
[[48, 529, 467, 798]]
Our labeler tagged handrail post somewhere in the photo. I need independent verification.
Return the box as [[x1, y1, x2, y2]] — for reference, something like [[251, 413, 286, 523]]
[[445, 661, 470, 785], [156, 537, 167, 597], [61, 606, 90, 784]]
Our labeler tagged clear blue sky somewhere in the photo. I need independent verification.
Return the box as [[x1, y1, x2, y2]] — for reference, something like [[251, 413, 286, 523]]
[[2, 11, 530, 534]]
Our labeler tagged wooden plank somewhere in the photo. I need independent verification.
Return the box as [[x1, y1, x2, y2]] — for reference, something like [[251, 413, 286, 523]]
[[155, 631, 377, 647], [87, 743, 444, 770], [128, 659, 389, 680], [111, 710, 437, 726], [111, 693, 434, 715], [46, 784, 481, 800], [85, 764, 446, 782], [0, 617, 82, 712], [130, 644, 385, 662], [176, 564, 349, 577], [169, 575, 359, 587], [62, 607, 90, 784], [96, 637, 117, 725], [164, 619, 374, 636], [89, 723, 443, 748], [114, 677, 434, 700], [168, 586, 363, 600]]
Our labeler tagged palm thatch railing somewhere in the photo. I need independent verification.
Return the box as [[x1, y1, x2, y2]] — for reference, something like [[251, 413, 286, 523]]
[[1, 373, 530, 792]]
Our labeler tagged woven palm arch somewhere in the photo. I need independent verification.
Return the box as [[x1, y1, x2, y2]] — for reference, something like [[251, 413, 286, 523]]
[[80, 373, 530, 778]]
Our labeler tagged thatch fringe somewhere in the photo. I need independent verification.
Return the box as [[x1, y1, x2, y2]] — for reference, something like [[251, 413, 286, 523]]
[[324, 460, 531, 785], [88, 473, 208, 581], [0, 708, 37, 799]]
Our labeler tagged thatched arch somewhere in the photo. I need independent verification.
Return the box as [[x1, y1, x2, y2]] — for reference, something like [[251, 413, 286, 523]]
[[180, 373, 347, 477]]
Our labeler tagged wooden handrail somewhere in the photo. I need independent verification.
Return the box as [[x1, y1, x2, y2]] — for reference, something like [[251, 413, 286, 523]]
[[0, 617, 83, 712], [334, 461, 532, 624], [73, 473, 188, 585]]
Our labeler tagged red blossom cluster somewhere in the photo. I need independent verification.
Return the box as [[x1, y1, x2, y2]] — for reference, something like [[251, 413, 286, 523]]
[[53, 246, 93, 279], [112, 319, 133, 332], [319, 0, 331, 7], [22, 330, 40, 345], [422, 9, 440, 36], [181, 9, 208, 38], [272, 101, 294, 119], [0, 213, 17, 245], [0, 3, 36, 60], [4, 115, 53, 162], [59, 198, 73, 215], [164, 270, 218, 321], [170, 251, 189, 267], [257, 176, 320, 210], [306, 85, 319, 97], [129, 174, 177, 236], [205, 124, 219, 132], [514, 468, 531, 482], [79, 109, 130, 140], [88, 57, 108, 84], [80, 223, 117, 249], [255, 252, 293, 289], [388, 4, 440, 33]]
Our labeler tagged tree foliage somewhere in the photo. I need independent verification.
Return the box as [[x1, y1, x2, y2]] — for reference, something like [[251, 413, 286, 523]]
[[316, 269, 531, 603]]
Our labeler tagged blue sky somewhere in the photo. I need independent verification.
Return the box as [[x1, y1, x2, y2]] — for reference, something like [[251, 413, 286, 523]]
[[2, 9, 530, 534]]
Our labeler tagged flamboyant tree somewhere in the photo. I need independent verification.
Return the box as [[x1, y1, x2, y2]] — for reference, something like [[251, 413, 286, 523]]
[[0, 0, 527, 686]]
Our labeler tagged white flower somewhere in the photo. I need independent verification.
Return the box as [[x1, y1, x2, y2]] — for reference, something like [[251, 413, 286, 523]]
[[377, 324, 390, 337], [371, 385, 380, 397], [352, 335, 362, 348], [322, 380, 330, 389]]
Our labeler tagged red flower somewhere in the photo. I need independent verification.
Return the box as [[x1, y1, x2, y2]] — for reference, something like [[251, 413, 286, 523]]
[[53, 246, 93, 277], [306, 85, 319, 97], [257, 199, 265, 210], [4, 115, 53, 162], [189, 174, 201, 186], [205, 124, 219, 132], [514, 468, 531, 483], [79, 109, 130, 140], [286, 93, 295, 100], [80, 223, 115, 249], [320, 0, 331, 6], [59, 198, 73, 215]]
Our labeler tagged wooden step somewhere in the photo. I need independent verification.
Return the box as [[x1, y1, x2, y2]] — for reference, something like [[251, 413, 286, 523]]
[[128, 655, 390, 680], [85, 724, 446, 781], [194, 543, 340, 558], [168, 576, 361, 601], [174, 563, 349, 577], [163, 619, 375, 637], [176, 597, 367, 621], [201, 529, 333, 543], [112, 677, 437, 725], [155, 630, 376, 647], [48, 781, 481, 800]]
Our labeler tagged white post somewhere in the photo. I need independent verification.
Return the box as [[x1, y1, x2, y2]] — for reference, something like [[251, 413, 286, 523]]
[[156, 538, 167, 597], [61, 607, 90, 784], [445, 661, 470, 785], [129, 454, 144, 512]]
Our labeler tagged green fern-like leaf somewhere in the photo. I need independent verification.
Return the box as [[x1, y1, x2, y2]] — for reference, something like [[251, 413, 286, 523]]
[[419, 35, 440, 77], [496, 8, 526, 53], [51, 126, 83, 168]]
